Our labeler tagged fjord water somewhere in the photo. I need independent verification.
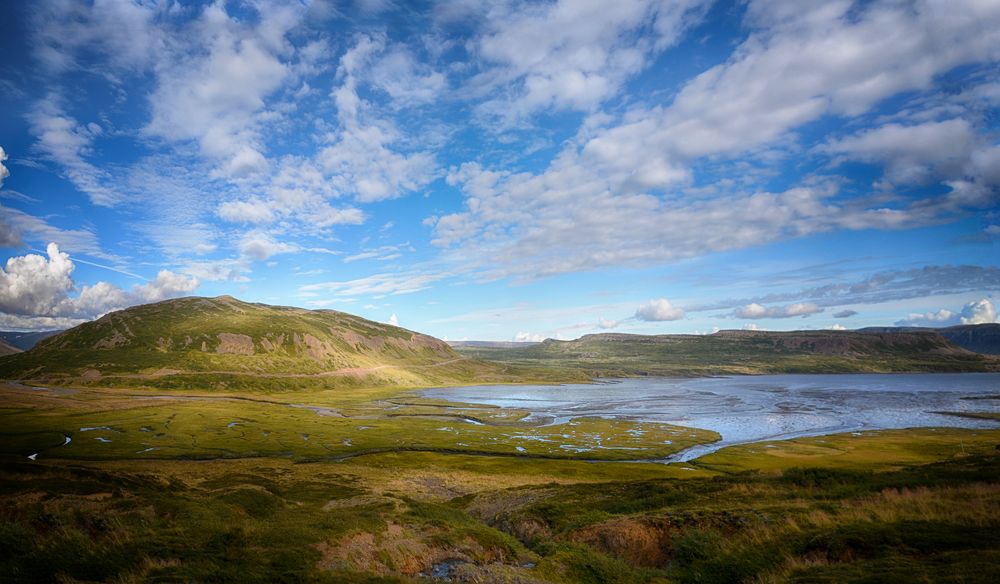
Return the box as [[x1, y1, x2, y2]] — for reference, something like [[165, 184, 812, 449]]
[[423, 373, 1000, 461]]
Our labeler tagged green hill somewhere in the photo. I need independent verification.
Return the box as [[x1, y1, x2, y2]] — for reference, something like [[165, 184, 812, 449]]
[[454, 329, 1000, 376], [0, 295, 545, 390]]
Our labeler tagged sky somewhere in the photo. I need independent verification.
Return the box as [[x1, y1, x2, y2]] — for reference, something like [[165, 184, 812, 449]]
[[0, 0, 999, 341]]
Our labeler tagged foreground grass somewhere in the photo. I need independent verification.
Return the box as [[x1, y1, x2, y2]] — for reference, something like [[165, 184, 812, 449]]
[[2, 379, 998, 582], [1, 428, 998, 583]]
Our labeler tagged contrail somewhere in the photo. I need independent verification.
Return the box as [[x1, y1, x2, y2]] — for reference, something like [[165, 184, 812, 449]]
[[30, 248, 147, 281]]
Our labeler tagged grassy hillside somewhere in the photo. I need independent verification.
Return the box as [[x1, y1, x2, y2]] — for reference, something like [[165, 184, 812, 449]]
[[0, 296, 573, 389], [455, 330, 1000, 376]]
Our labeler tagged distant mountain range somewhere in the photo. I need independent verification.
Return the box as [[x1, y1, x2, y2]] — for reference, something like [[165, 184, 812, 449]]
[[0, 330, 63, 351], [858, 323, 1000, 355], [453, 328, 1000, 376]]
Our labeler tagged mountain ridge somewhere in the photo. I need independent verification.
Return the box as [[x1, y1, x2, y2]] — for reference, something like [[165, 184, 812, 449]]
[[454, 327, 1000, 376]]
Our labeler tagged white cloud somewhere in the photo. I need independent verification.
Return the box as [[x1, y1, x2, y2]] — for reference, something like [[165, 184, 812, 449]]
[[0, 146, 9, 187], [0, 243, 75, 316], [387, 312, 399, 326], [238, 233, 299, 261], [470, 0, 710, 120], [828, 323, 847, 331], [656, 0, 1000, 159], [31, 0, 163, 74], [895, 298, 997, 327], [135, 270, 200, 303], [218, 199, 276, 224], [370, 47, 447, 106], [597, 317, 619, 329], [821, 118, 976, 184], [514, 331, 545, 342], [299, 271, 445, 297], [144, 2, 301, 178], [182, 258, 251, 283], [635, 298, 685, 321], [344, 243, 409, 263], [896, 308, 958, 327], [960, 298, 997, 325], [432, 0, 1000, 281], [735, 302, 823, 319], [0, 244, 198, 324], [27, 97, 120, 206], [0, 204, 114, 260], [319, 35, 438, 203]]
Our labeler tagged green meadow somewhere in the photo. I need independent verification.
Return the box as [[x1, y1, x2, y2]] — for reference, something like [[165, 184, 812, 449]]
[[2, 378, 999, 583]]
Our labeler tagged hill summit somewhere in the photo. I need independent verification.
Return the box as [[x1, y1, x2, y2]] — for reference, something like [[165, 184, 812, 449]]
[[0, 296, 473, 389]]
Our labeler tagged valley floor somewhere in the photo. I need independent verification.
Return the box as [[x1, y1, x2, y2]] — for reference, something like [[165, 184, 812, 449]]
[[1, 380, 999, 582]]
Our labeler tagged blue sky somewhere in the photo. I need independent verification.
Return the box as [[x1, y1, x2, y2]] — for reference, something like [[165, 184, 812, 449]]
[[1, 0, 999, 340]]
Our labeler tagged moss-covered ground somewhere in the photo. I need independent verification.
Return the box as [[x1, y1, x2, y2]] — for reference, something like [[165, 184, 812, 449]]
[[1, 380, 999, 582]]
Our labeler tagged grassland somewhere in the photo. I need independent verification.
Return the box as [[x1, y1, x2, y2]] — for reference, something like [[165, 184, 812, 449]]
[[2, 374, 999, 583]]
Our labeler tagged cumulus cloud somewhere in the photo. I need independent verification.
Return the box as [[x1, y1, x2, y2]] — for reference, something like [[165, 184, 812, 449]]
[[735, 302, 823, 319], [635, 298, 685, 321], [0, 244, 198, 327], [828, 323, 847, 331], [0, 243, 75, 316], [597, 318, 619, 329], [895, 298, 998, 327], [960, 298, 997, 325], [514, 331, 545, 342], [387, 313, 399, 327]]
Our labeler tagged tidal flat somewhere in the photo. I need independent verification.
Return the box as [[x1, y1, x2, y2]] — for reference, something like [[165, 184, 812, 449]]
[[424, 373, 1000, 460]]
